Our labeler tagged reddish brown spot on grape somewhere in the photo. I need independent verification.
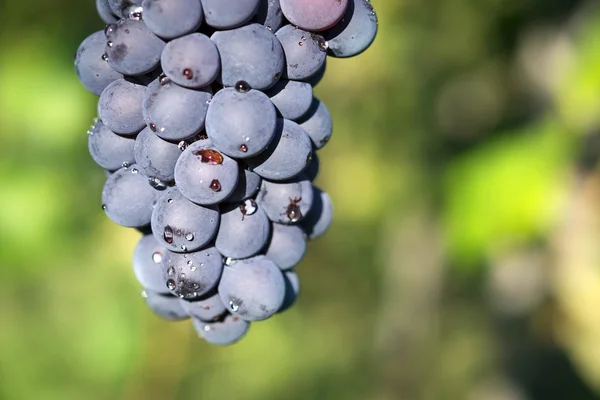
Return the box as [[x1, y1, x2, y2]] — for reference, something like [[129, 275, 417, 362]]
[[164, 226, 174, 244], [183, 68, 193, 80], [240, 144, 248, 153], [150, 123, 157, 132], [193, 149, 223, 165], [284, 197, 302, 222], [210, 179, 222, 192]]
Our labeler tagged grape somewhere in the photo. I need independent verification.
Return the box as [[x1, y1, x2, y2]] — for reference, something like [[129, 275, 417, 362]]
[[74, 31, 123, 96], [88, 119, 136, 171], [205, 87, 277, 158], [104, 19, 165, 76], [257, 176, 314, 224], [246, 119, 313, 181], [108, 0, 143, 17], [215, 202, 270, 259], [143, 290, 189, 320], [161, 33, 220, 89], [278, 271, 299, 313], [133, 234, 170, 293], [218, 256, 285, 321], [142, 0, 204, 40], [280, 0, 348, 31], [101, 165, 161, 227], [133, 126, 181, 182], [98, 78, 146, 135], [304, 150, 319, 181], [200, 0, 260, 29], [151, 186, 220, 252], [224, 168, 262, 204], [211, 24, 284, 90], [254, 0, 284, 31], [96, 0, 119, 23], [265, 79, 313, 121], [324, 0, 378, 58], [142, 77, 212, 142], [174, 141, 239, 205], [275, 25, 327, 80], [301, 186, 333, 239], [161, 247, 223, 299], [298, 98, 332, 149], [179, 291, 226, 322], [264, 224, 306, 270], [192, 313, 250, 345], [302, 59, 326, 88]]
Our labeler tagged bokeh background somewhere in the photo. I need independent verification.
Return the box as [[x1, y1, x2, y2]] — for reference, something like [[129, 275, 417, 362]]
[[3, 0, 600, 399]]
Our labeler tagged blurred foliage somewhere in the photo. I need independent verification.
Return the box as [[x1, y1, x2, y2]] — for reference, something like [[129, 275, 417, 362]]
[[2, 0, 600, 399]]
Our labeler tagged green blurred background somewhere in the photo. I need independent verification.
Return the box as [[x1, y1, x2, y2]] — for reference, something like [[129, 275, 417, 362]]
[[3, 0, 600, 399]]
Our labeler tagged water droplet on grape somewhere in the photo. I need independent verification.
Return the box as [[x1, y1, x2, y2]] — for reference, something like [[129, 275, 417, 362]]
[[152, 252, 163, 264], [185, 232, 194, 241], [235, 81, 250, 93], [167, 266, 175, 276], [209, 179, 222, 192], [166, 279, 176, 290], [183, 68, 194, 80], [240, 144, 248, 153], [164, 226, 174, 244]]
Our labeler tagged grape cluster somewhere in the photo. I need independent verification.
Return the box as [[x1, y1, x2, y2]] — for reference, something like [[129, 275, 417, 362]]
[[77, 0, 377, 346]]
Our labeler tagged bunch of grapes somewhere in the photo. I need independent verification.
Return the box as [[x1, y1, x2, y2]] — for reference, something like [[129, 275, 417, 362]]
[[76, 0, 377, 345]]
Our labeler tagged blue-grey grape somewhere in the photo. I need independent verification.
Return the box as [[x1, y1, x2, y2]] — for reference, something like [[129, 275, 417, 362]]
[[246, 119, 313, 181], [257, 176, 314, 224], [264, 224, 306, 270], [133, 126, 181, 182], [205, 87, 277, 158], [133, 234, 170, 293], [98, 78, 146, 135], [75, 31, 123, 96], [143, 290, 189, 320], [104, 19, 165, 76], [200, 0, 260, 29], [265, 79, 313, 121], [161, 33, 220, 89], [96, 0, 118, 23], [278, 271, 299, 313], [151, 186, 220, 252], [298, 98, 332, 149], [275, 25, 327, 80], [254, 0, 284, 31], [324, 0, 378, 58], [142, 77, 211, 141], [192, 313, 250, 345], [102, 165, 161, 227], [280, 0, 347, 31], [211, 24, 284, 90], [218, 255, 285, 321], [224, 168, 262, 204], [301, 186, 333, 239], [161, 247, 223, 299], [88, 119, 136, 171], [142, 0, 204, 40], [174, 141, 239, 205], [179, 291, 226, 321], [215, 202, 270, 259]]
